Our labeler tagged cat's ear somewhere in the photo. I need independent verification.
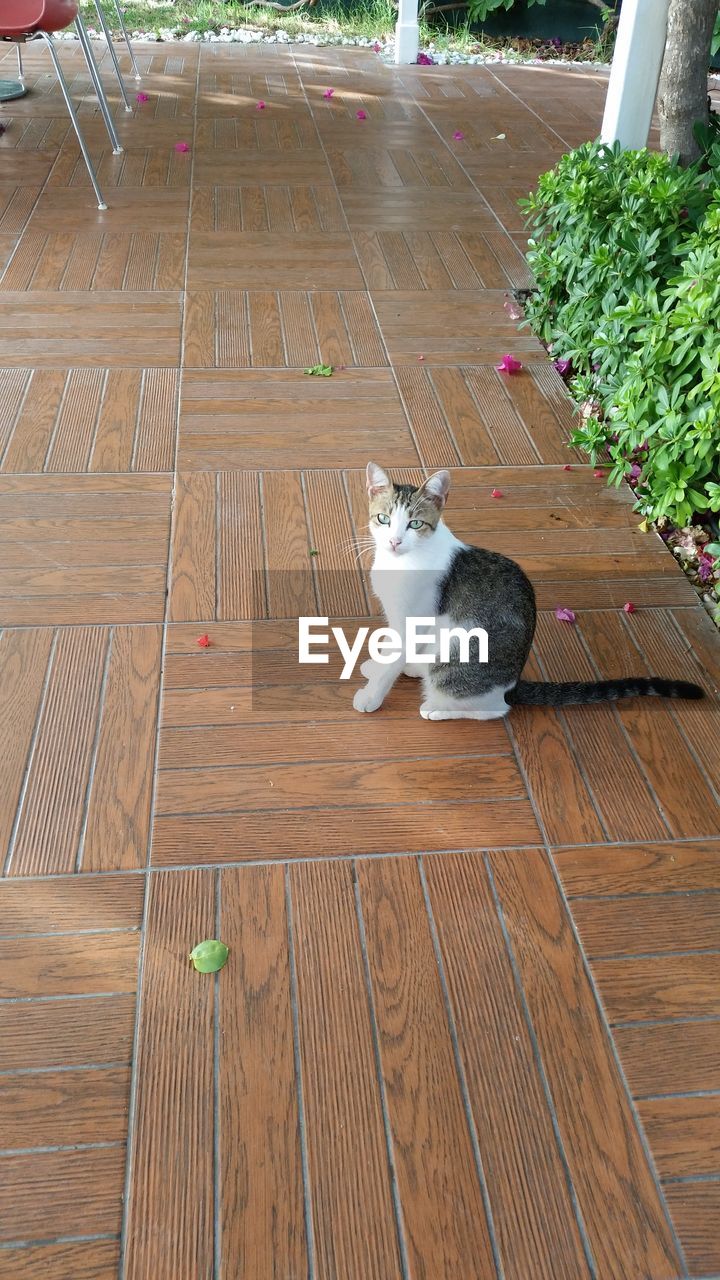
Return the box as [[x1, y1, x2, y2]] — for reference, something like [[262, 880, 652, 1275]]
[[419, 469, 451, 509], [366, 462, 391, 496]]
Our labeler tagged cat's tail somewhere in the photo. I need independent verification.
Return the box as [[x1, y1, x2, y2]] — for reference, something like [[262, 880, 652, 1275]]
[[506, 677, 704, 707]]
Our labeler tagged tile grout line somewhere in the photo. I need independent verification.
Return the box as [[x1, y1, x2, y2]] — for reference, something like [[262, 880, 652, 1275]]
[[352, 862, 412, 1280], [117, 37, 201, 1279], [482, 853, 598, 1280], [284, 866, 316, 1280], [418, 855, 506, 1280], [75, 625, 115, 872]]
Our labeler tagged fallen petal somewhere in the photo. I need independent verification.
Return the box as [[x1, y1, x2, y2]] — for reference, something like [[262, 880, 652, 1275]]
[[495, 353, 523, 375], [452, 130, 465, 140], [322, 88, 335, 98], [554, 607, 576, 623], [503, 294, 523, 320], [174, 141, 190, 152], [593, 469, 605, 478], [553, 357, 572, 377], [256, 100, 266, 110], [493, 133, 506, 140], [563, 464, 573, 471], [197, 634, 211, 648], [356, 109, 367, 120], [418, 354, 425, 362], [136, 92, 150, 104], [623, 602, 637, 614], [491, 488, 503, 499]]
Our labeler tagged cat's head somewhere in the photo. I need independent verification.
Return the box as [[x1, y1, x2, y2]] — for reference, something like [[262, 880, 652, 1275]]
[[365, 462, 450, 558]]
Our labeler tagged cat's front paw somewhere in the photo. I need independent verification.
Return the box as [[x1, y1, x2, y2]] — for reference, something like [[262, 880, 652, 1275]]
[[353, 684, 385, 713], [420, 699, 450, 720], [360, 658, 377, 679]]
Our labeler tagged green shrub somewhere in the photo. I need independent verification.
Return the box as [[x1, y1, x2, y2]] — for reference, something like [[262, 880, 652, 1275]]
[[520, 140, 720, 527], [465, 0, 544, 21]]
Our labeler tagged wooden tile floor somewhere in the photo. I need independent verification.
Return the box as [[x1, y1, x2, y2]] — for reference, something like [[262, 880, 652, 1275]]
[[0, 38, 719, 1280]]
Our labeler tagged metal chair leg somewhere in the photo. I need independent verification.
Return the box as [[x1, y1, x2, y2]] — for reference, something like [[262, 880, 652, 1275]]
[[90, 0, 132, 111], [39, 33, 106, 210], [16, 45, 24, 80], [74, 15, 123, 154], [109, 0, 142, 80]]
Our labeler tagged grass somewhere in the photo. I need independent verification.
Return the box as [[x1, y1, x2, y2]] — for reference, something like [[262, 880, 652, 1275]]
[[88, 0, 612, 58]]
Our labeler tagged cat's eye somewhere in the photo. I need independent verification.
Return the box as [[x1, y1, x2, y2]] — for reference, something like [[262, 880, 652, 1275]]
[[408, 518, 424, 530], [376, 513, 391, 525]]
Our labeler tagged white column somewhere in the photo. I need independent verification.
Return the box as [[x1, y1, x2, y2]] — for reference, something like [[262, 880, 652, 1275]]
[[394, 0, 419, 64], [601, 0, 671, 149]]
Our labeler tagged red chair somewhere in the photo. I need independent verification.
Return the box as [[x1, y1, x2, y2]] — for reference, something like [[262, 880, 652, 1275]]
[[1, 0, 109, 208]]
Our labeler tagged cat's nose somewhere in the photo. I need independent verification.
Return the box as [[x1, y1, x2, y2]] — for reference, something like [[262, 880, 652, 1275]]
[[389, 536, 402, 550]]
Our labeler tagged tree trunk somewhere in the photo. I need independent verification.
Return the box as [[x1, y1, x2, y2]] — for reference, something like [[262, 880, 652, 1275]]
[[658, 0, 718, 164]]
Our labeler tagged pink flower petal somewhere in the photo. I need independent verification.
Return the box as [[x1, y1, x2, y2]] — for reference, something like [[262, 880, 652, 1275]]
[[417, 51, 434, 65], [322, 88, 335, 98], [554, 607, 576, 624], [256, 100, 266, 110], [136, 92, 150, 104], [503, 294, 523, 320], [495, 353, 523, 375], [174, 142, 190, 153], [623, 602, 636, 614], [491, 488, 503, 499], [563, 464, 573, 471], [356, 109, 367, 120], [372, 41, 382, 52], [452, 130, 465, 141], [593, 469, 605, 478], [418, 354, 425, 362]]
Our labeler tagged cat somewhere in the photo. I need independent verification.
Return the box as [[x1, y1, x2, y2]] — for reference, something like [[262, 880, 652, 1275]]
[[353, 462, 704, 721]]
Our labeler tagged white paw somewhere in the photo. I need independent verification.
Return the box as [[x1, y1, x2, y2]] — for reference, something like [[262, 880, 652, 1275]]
[[360, 658, 376, 679], [420, 700, 449, 720], [353, 684, 385, 713]]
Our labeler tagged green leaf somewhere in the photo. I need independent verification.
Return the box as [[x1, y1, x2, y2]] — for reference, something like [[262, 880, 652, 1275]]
[[304, 364, 333, 377], [189, 939, 229, 973]]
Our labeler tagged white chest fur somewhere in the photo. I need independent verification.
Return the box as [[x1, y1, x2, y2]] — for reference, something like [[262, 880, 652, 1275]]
[[370, 521, 462, 631]]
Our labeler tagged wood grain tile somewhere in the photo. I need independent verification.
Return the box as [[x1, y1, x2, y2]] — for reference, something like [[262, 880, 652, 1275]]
[[0, 874, 143, 935], [489, 849, 683, 1279], [179, 370, 414, 470], [28, 187, 190, 233], [0, 932, 138, 999], [0, 477, 171, 625], [664, 1181, 720, 1276], [0, 293, 182, 368], [0, 1239, 120, 1280], [0, 1066, 130, 1150], [0, 994, 136, 1071], [218, 866, 307, 1277], [358, 856, 500, 1277], [184, 289, 386, 368], [191, 183, 345, 232], [592, 954, 720, 1024], [342, 189, 500, 230], [0, 369, 178, 472], [424, 851, 589, 1279], [0, 1147, 126, 1244], [1, 231, 186, 291], [373, 290, 545, 363], [1, 626, 162, 874], [638, 1096, 720, 1179], [291, 860, 403, 1280], [615, 1019, 720, 1098], [187, 231, 363, 289], [572, 894, 720, 958], [124, 869, 215, 1280], [554, 841, 720, 897]]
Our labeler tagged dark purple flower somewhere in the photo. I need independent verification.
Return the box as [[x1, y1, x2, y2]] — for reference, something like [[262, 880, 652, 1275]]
[[698, 553, 714, 583], [553, 357, 572, 377], [628, 463, 642, 479], [417, 51, 434, 65], [550, 36, 562, 49], [679, 206, 689, 219]]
